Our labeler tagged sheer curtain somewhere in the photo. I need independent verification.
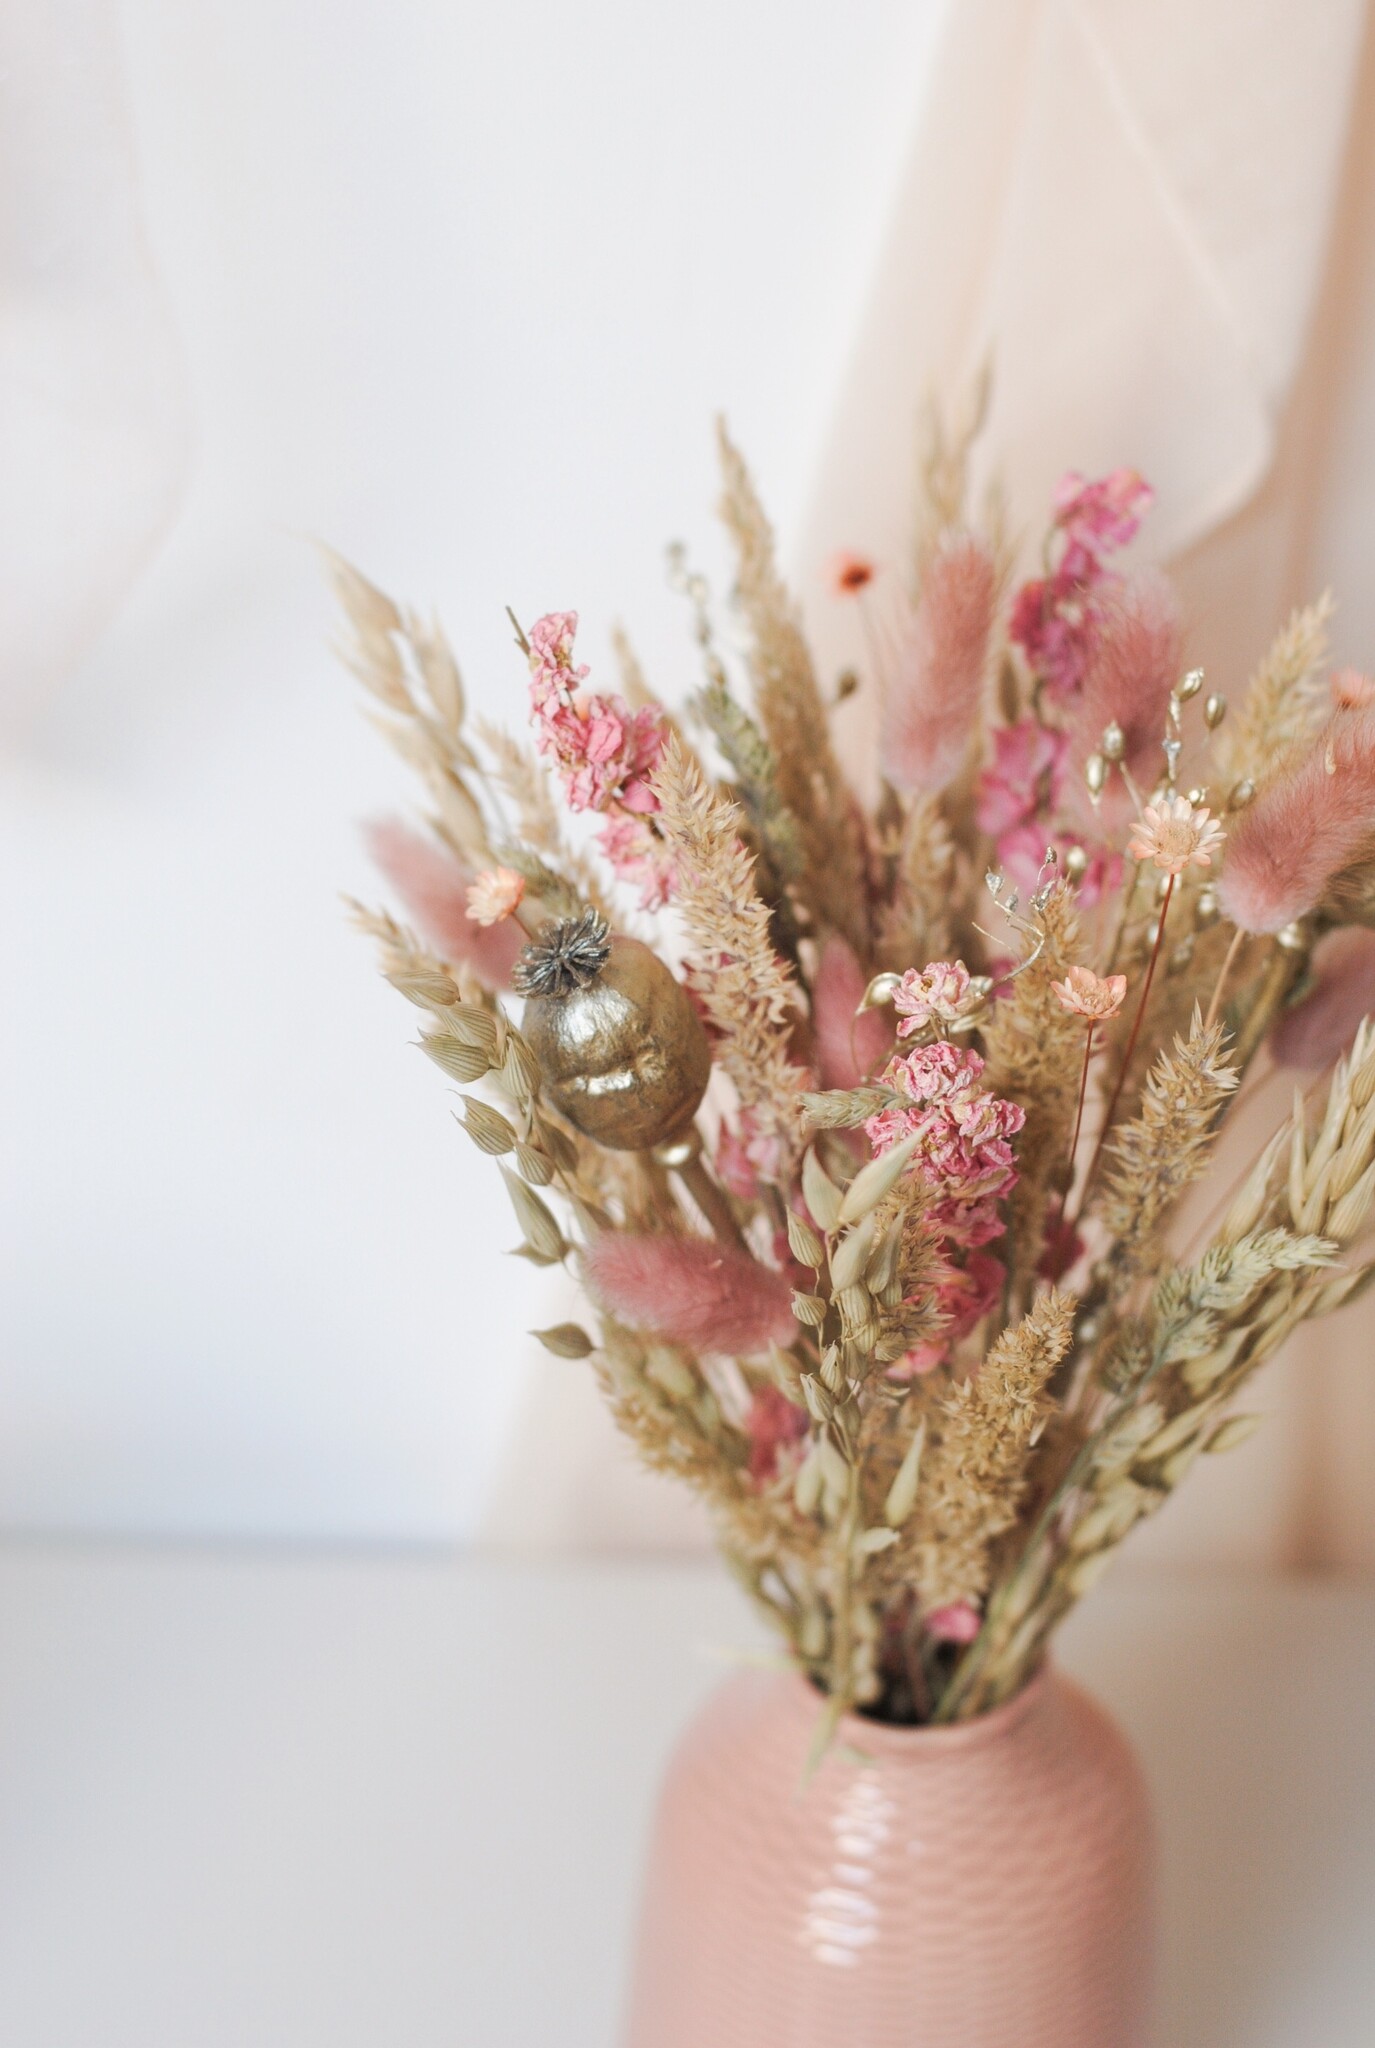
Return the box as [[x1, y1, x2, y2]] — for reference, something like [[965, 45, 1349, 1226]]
[[485, 0, 1375, 1566], [0, 0, 189, 730]]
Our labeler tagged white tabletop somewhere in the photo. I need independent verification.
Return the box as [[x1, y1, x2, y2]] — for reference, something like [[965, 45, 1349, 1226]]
[[0, 1545, 1371, 2047]]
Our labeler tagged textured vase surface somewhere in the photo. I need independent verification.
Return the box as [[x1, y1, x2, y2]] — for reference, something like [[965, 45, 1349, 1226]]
[[623, 1665, 1153, 2048]]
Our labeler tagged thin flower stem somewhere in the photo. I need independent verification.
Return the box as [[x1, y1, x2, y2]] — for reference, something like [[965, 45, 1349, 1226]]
[[1102, 860, 1142, 976], [674, 1152, 748, 1251], [1204, 923, 1247, 1032], [1066, 1024, 1096, 1167], [1070, 871, 1175, 1223]]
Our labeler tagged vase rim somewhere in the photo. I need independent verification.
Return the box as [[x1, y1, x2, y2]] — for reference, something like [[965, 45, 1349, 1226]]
[[791, 1660, 1052, 1759]]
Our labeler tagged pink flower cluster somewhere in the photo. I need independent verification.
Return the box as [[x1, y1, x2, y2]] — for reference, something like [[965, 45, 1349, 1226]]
[[893, 959, 972, 1038], [865, 1041, 1024, 1250], [864, 1039, 1025, 1378], [527, 611, 676, 908], [1008, 468, 1153, 701]]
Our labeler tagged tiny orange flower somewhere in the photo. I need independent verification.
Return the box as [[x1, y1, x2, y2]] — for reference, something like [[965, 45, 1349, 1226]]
[[465, 866, 526, 926], [1127, 794, 1224, 876], [1331, 666, 1375, 711], [827, 550, 876, 597], [1051, 964, 1128, 1020]]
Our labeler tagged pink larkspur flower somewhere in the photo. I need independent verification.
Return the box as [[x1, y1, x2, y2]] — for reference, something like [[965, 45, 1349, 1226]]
[[1008, 575, 1097, 700], [977, 720, 1068, 837], [893, 960, 973, 1039], [1008, 470, 1154, 701], [1053, 468, 1153, 560], [527, 610, 669, 819]]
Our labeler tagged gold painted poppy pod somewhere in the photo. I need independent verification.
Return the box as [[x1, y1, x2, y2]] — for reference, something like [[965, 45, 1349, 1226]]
[[514, 911, 711, 1151]]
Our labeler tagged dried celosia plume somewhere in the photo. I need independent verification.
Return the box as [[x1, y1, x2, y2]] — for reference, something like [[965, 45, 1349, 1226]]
[[364, 819, 523, 988], [1219, 711, 1375, 933], [582, 1232, 798, 1355], [882, 533, 997, 793], [1271, 927, 1375, 1068]]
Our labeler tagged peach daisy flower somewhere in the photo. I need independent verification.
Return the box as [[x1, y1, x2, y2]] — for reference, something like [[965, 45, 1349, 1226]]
[[1051, 964, 1128, 1020], [465, 866, 526, 926], [1127, 794, 1224, 875]]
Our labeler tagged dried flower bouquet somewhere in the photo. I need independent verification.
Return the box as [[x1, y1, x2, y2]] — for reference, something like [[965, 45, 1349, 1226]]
[[339, 404, 1375, 1729]]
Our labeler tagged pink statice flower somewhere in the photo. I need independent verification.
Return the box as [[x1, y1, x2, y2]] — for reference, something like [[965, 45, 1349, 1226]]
[[893, 960, 973, 1039], [865, 1042, 1022, 1378], [864, 1042, 1024, 1248]]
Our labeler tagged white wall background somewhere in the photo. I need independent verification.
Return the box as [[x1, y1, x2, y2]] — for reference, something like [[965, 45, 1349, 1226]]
[[0, 0, 946, 1540]]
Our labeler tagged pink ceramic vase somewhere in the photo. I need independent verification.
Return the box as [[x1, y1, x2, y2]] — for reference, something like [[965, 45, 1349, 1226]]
[[623, 1665, 1153, 2048]]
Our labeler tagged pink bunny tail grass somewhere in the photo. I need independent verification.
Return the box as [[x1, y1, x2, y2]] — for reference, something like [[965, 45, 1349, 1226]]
[[1069, 571, 1182, 831], [364, 819, 523, 989], [582, 1233, 798, 1356], [1271, 927, 1375, 1068], [813, 936, 892, 1089], [882, 534, 997, 793], [1219, 714, 1375, 935]]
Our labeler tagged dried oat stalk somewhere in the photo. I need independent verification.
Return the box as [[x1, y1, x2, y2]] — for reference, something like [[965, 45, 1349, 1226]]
[[716, 420, 870, 954]]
